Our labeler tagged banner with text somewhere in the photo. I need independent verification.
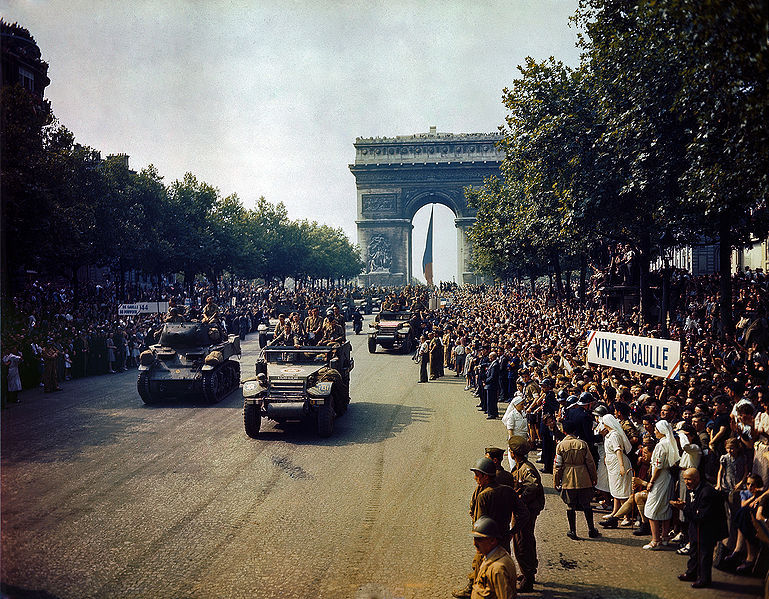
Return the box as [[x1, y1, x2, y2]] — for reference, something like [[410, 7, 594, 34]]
[[118, 302, 169, 316], [586, 330, 681, 380]]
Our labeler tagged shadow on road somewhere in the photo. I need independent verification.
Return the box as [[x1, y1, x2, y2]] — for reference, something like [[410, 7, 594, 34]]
[[252, 401, 435, 447], [538, 576, 763, 598], [0, 583, 62, 599]]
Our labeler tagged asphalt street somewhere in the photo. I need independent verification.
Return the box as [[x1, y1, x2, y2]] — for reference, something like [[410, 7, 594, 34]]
[[1, 316, 763, 599]]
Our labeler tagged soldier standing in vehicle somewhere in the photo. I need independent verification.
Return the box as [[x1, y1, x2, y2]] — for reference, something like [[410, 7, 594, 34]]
[[165, 299, 186, 323], [201, 296, 220, 324], [304, 308, 323, 345]]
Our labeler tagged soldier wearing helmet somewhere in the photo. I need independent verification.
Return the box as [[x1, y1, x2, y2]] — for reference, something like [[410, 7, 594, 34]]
[[453, 457, 527, 598], [467, 517, 517, 599]]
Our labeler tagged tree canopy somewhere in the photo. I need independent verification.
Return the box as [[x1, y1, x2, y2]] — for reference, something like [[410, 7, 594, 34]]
[[468, 0, 768, 330], [1, 85, 364, 296]]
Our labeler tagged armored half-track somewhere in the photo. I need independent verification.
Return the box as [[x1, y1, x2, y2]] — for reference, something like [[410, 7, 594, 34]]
[[242, 341, 353, 438], [137, 322, 241, 404], [367, 310, 416, 354]]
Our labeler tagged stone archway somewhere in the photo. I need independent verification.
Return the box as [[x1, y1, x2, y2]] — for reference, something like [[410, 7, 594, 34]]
[[349, 128, 503, 285]]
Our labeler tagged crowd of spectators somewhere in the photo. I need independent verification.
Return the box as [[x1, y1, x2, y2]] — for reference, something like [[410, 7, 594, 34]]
[[398, 270, 769, 591], [0, 276, 396, 406], [4, 264, 769, 589]]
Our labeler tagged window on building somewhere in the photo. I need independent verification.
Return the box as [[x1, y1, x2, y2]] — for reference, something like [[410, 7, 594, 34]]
[[19, 67, 34, 91]]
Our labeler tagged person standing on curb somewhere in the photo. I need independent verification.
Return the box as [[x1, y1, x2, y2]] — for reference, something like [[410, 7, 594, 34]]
[[468, 516, 518, 599], [417, 334, 429, 383], [509, 436, 545, 593], [554, 419, 601, 540]]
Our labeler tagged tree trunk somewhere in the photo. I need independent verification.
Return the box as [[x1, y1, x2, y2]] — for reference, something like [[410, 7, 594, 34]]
[[719, 214, 733, 337], [660, 266, 670, 337], [551, 251, 565, 298], [638, 233, 651, 330]]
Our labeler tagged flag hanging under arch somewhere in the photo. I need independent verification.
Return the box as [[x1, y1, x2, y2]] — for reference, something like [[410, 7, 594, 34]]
[[422, 206, 434, 287]]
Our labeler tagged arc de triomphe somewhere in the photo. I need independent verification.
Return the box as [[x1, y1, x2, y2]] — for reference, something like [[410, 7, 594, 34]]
[[349, 127, 503, 285]]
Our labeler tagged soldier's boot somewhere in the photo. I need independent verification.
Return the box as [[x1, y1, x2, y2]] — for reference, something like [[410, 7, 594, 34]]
[[517, 574, 535, 593]]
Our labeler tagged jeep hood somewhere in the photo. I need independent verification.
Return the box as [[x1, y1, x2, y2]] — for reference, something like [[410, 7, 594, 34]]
[[267, 363, 324, 380]]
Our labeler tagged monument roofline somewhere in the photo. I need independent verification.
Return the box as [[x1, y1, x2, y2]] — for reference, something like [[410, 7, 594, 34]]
[[354, 130, 502, 144]]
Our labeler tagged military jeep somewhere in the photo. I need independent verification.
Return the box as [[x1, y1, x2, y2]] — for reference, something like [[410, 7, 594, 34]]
[[242, 341, 353, 438], [367, 310, 415, 354]]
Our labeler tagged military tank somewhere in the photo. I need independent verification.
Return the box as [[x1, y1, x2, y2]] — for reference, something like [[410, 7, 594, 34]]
[[137, 322, 241, 404]]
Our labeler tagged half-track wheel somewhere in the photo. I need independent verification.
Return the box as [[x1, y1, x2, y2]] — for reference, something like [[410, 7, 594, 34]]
[[243, 400, 261, 438], [317, 400, 335, 438]]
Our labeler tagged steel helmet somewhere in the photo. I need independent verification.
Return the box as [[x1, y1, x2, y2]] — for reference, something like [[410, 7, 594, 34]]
[[472, 516, 503, 539], [469, 457, 497, 477], [592, 403, 609, 418]]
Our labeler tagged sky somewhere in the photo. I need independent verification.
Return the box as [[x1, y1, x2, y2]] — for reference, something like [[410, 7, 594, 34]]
[[2, 0, 581, 283]]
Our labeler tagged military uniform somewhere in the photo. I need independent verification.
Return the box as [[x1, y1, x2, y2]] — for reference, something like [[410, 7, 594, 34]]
[[510, 455, 545, 589], [202, 301, 220, 323], [304, 313, 323, 345], [471, 546, 517, 599], [320, 322, 345, 346]]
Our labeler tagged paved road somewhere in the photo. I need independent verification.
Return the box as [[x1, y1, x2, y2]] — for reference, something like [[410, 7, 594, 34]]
[[1, 317, 763, 598]]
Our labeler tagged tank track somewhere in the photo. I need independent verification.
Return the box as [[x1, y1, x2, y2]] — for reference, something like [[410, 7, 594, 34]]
[[202, 360, 241, 404]]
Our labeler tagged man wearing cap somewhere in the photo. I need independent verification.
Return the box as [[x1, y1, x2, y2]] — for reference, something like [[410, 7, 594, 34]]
[[566, 392, 597, 446], [469, 516, 517, 599], [509, 436, 545, 592], [533, 378, 558, 474], [486, 447, 515, 488]]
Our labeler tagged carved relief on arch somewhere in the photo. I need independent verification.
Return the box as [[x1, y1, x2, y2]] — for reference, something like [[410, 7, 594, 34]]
[[367, 234, 392, 273], [362, 193, 396, 214]]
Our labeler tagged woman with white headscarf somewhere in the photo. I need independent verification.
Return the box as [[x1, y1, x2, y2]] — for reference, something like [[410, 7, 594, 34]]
[[601, 414, 633, 519], [642, 419, 681, 550]]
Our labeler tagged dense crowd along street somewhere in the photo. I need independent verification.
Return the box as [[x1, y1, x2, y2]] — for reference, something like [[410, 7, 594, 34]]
[[2, 1, 767, 598], [3, 271, 769, 598]]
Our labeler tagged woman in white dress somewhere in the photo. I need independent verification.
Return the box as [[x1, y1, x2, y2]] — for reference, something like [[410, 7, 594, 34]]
[[643, 419, 680, 550], [601, 414, 633, 518]]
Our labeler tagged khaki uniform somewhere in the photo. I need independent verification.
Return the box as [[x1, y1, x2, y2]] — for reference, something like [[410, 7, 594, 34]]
[[554, 435, 597, 489], [304, 315, 323, 344], [510, 458, 545, 585], [471, 546, 517, 599], [202, 302, 220, 323], [495, 467, 516, 489], [321, 322, 344, 346]]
